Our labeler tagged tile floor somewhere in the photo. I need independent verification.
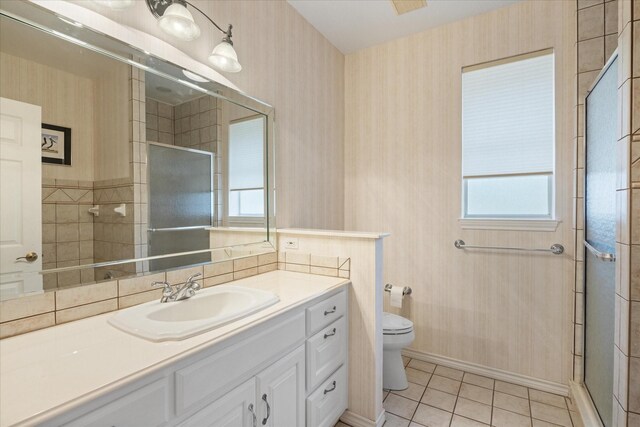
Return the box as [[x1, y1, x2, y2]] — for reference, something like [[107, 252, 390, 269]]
[[335, 357, 583, 427]]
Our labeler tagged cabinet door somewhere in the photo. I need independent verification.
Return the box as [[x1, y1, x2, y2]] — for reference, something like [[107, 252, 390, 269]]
[[256, 345, 305, 427], [178, 378, 256, 427]]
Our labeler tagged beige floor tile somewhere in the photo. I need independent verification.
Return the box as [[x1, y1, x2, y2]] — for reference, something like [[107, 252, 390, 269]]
[[412, 404, 452, 427], [530, 401, 572, 427], [528, 389, 567, 409], [434, 365, 464, 380], [454, 397, 491, 424], [334, 422, 351, 427], [392, 382, 426, 402], [428, 375, 461, 395], [409, 423, 426, 427], [383, 412, 411, 427], [531, 420, 560, 426], [406, 367, 432, 386], [402, 356, 411, 366], [450, 415, 489, 426], [383, 393, 419, 419], [420, 388, 457, 412], [491, 407, 532, 427], [408, 359, 436, 373], [493, 391, 530, 416], [462, 373, 494, 390], [495, 380, 529, 399], [458, 383, 493, 405], [384, 390, 390, 400]]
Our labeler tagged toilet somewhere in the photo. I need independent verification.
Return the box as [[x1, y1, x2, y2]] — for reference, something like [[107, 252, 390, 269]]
[[383, 312, 415, 390]]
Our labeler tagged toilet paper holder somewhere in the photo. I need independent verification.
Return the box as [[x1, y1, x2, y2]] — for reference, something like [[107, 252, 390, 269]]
[[384, 284, 412, 296]]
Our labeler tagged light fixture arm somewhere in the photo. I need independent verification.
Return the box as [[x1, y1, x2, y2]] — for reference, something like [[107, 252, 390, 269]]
[[180, 0, 234, 44]]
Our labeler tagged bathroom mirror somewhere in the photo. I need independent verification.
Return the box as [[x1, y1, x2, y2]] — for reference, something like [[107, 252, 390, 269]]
[[0, 2, 275, 299]]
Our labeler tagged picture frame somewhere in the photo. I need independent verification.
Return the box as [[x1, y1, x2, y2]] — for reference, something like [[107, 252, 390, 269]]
[[41, 123, 71, 165]]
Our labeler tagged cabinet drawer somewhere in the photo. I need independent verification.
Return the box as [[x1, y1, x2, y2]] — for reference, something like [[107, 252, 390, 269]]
[[306, 365, 348, 427], [178, 378, 256, 427], [63, 379, 168, 427], [306, 291, 346, 335], [175, 312, 305, 415], [306, 317, 347, 392]]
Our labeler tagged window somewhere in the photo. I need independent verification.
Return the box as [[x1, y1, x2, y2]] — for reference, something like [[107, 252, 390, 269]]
[[228, 116, 265, 218], [462, 51, 555, 220]]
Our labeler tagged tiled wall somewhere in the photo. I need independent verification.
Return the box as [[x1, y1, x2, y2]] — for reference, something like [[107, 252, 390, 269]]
[[277, 251, 351, 279], [41, 179, 95, 289], [145, 93, 222, 227], [616, 1, 640, 424], [145, 98, 174, 145], [93, 178, 135, 280], [0, 251, 350, 339], [574, 0, 640, 425]]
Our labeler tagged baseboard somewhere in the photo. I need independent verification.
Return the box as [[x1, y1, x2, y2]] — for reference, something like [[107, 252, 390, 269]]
[[403, 348, 569, 396], [340, 409, 385, 427], [569, 380, 603, 427]]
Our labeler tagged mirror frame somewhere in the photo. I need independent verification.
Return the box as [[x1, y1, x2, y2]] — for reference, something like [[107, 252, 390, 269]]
[[0, 1, 276, 279]]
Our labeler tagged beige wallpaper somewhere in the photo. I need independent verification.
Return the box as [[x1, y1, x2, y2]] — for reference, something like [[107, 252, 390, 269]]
[[344, 0, 576, 385], [0, 51, 96, 181], [77, 0, 346, 230]]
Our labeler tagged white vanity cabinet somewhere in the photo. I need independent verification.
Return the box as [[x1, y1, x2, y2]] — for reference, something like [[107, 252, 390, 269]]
[[55, 287, 348, 427]]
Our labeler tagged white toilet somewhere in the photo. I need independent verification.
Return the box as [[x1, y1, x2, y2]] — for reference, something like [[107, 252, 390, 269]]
[[383, 312, 415, 390]]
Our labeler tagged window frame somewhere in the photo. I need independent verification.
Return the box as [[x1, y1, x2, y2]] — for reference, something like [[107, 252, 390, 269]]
[[460, 49, 558, 230], [225, 114, 266, 227]]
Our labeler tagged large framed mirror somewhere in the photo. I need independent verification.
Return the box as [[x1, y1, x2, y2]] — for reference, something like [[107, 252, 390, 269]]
[[0, 1, 275, 300]]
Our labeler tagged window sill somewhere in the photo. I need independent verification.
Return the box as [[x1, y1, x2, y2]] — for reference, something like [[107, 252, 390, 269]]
[[458, 218, 561, 232]]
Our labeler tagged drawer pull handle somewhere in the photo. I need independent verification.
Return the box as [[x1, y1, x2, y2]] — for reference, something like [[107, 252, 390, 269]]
[[248, 403, 257, 427], [324, 328, 337, 339], [324, 381, 337, 395], [262, 393, 270, 425], [324, 306, 337, 315]]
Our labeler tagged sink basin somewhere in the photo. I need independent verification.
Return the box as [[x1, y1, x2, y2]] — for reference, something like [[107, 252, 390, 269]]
[[108, 285, 279, 342]]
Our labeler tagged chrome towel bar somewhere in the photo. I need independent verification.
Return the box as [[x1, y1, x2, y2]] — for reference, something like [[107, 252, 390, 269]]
[[454, 239, 564, 255], [583, 240, 615, 262]]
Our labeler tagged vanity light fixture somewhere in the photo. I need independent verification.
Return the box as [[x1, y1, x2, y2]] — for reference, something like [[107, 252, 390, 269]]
[[91, 0, 135, 10], [146, 0, 242, 73]]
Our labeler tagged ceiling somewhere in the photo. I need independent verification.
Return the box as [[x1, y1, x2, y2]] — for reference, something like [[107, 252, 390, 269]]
[[287, 0, 521, 54]]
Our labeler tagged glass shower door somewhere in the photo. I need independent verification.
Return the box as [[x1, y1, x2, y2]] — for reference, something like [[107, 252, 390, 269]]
[[584, 55, 618, 427]]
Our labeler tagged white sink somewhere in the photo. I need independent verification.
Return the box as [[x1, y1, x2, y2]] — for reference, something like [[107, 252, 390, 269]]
[[108, 285, 279, 342]]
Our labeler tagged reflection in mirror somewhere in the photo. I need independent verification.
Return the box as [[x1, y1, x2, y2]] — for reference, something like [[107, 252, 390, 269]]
[[0, 7, 273, 300]]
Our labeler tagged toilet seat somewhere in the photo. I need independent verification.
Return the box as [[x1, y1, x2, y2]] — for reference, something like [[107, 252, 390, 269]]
[[383, 312, 413, 335]]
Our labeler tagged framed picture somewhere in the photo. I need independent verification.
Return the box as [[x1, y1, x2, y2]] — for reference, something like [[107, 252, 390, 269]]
[[41, 124, 71, 165]]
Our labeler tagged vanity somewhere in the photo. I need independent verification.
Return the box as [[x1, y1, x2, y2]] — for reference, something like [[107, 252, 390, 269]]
[[0, 271, 349, 427]]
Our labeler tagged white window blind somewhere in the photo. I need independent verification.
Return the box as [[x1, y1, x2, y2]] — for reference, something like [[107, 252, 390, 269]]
[[462, 52, 554, 178], [228, 116, 265, 217], [229, 117, 264, 189]]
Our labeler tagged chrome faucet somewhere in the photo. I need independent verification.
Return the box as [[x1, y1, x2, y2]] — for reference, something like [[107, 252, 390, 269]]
[[151, 273, 202, 303]]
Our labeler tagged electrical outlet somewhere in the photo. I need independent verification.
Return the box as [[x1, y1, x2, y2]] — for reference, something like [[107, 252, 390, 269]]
[[284, 238, 299, 249]]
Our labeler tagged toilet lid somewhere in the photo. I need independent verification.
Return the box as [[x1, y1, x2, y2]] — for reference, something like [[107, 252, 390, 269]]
[[383, 312, 413, 333]]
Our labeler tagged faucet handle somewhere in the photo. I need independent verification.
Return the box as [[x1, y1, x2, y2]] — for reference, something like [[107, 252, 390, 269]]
[[151, 281, 173, 297], [185, 272, 202, 283]]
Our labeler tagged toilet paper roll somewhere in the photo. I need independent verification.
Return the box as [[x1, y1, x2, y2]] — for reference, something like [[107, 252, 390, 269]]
[[390, 286, 404, 308]]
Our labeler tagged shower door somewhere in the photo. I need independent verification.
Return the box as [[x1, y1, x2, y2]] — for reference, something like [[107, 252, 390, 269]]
[[148, 143, 213, 271], [583, 54, 618, 427]]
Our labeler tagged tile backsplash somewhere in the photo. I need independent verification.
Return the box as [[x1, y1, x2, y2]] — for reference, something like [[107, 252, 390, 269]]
[[0, 251, 350, 339]]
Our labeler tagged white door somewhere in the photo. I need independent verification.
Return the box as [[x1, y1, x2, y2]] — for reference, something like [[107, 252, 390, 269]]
[[256, 345, 306, 427], [178, 378, 256, 427], [0, 97, 42, 298]]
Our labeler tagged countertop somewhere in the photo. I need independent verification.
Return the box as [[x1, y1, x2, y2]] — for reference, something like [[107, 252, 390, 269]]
[[0, 271, 349, 426]]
